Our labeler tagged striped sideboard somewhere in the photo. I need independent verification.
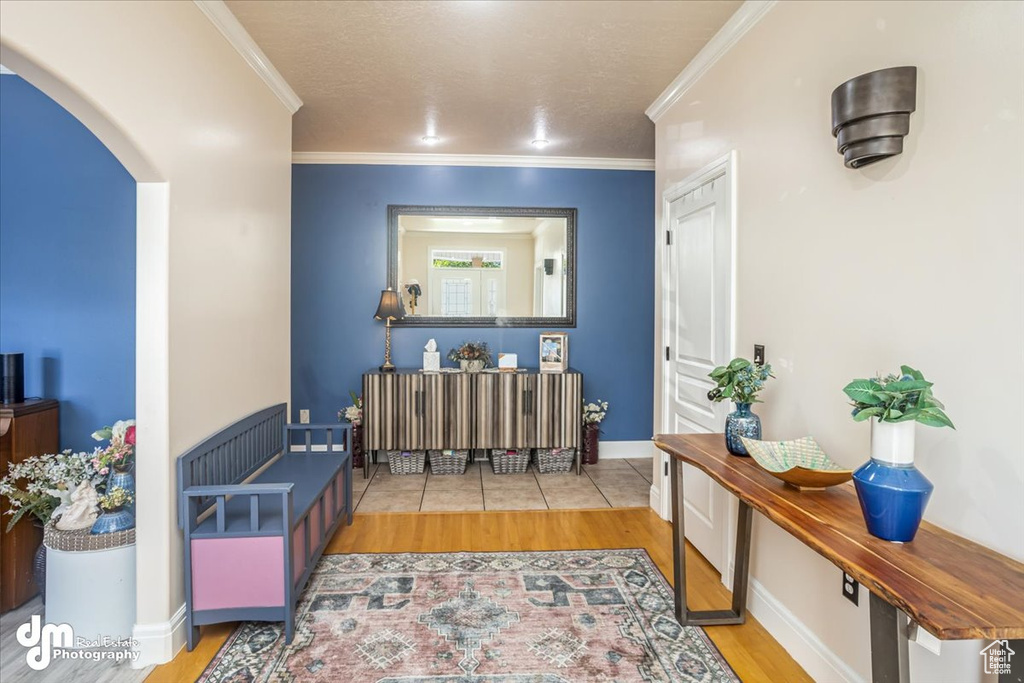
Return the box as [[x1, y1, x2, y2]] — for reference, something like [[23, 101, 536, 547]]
[[362, 370, 582, 451]]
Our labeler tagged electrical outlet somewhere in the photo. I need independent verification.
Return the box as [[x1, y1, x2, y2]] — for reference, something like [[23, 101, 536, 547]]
[[754, 344, 766, 365], [842, 572, 859, 605], [299, 409, 310, 424]]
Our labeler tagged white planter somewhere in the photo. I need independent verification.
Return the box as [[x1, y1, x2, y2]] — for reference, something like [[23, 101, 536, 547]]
[[870, 418, 916, 466]]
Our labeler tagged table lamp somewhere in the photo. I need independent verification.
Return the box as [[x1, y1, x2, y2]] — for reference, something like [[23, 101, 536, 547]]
[[374, 288, 405, 372]]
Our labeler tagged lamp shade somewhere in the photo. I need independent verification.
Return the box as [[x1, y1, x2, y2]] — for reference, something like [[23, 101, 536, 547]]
[[374, 288, 405, 321]]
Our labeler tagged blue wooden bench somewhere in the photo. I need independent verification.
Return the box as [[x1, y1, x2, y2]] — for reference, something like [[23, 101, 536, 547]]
[[176, 404, 352, 650]]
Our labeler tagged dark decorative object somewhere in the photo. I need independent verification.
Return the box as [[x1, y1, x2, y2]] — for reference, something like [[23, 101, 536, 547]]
[[351, 424, 364, 469], [582, 423, 600, 464], [373, 288, 405, 372], [831, 66, 917, 169], [33, 538, 46, 606], [724, 403, 761, 457], [386, 205, 577, 328], [1, 352, 25, 404]]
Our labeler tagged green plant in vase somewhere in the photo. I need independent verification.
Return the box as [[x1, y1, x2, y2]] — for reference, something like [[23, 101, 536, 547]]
[[845, 365, 954, 543], [707, 358, 774, 456]]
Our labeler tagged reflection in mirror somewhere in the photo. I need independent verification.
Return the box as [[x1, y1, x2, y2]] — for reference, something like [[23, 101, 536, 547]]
[[387, 206, 576, 327]]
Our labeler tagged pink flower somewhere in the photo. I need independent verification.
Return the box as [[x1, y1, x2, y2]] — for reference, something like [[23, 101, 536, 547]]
[[125, 426, 136, 446], [100, 467, 109, 475]]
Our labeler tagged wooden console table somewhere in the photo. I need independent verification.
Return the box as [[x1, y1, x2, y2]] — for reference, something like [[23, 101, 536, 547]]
[[0, 398, 59, 612], [655, 432, 1024, 683], [363, 369, 582, 477]]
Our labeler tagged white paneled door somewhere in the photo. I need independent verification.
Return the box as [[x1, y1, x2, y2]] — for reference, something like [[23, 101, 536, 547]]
[[661, 153, 735, 575]]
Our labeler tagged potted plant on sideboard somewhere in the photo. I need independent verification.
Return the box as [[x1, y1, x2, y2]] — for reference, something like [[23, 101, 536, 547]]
[[844, 365, 954, 542]]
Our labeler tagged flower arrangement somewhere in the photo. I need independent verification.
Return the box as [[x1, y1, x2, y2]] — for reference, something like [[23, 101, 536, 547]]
[[583, 399, 609, 425], [843, 365, 954, 428], [707, 358, 774, 404], [91, 419, 136, 474], [447, 341, 492, 366], [0, 450, 101, 531], [338, 391, 363, 425], [98, 486, 134, 511]]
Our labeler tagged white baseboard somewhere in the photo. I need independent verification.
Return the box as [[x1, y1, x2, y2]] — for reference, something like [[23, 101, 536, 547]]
[[649, 484, 662, 516], [747, 577, 864, 683], [132, 602, 186, 668], [597, 440, 659, 460], [289, 444, 345, 452]]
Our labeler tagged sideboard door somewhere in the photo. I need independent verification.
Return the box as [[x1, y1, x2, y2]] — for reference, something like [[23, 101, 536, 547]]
[[395, 373, 426, 450], [363, 373, 401, 450], [440, 373, 474, 450], [473, 373, 536, 449], [536, 372, 583, 448]]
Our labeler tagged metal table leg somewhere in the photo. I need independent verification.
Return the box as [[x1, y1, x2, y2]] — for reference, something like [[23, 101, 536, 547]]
[[868, 592, 910, 683], [999, 640, 1023, 683], [670, 457, 752, 626]]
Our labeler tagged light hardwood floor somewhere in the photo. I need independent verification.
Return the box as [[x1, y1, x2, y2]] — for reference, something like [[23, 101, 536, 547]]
[[148, 508, 811, 683]]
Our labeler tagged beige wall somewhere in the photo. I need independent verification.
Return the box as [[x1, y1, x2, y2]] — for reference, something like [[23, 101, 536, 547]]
[[654, 1, 1023, 681], [400, 231, 534, 316], [1, 0, 293, 665]]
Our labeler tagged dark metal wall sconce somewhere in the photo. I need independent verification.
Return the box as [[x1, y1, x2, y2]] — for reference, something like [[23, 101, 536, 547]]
[[831, 66, 917, 169]]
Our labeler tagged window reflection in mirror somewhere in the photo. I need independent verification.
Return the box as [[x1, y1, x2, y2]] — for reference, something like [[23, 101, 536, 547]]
[[387, 206, 576, 327]]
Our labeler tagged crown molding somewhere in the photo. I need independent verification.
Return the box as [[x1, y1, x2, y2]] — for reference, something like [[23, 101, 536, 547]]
[[646, 0, 777, 122], [0, 65, 15, 75], [291, 152, 654, 171], [193, 0, 302, 114]]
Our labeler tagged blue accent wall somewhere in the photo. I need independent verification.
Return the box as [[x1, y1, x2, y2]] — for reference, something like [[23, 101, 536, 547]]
[[0, 75, 136, 452], [292, 164, 654, 441]]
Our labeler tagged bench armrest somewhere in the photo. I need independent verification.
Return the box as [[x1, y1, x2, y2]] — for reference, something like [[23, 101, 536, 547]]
[[183, 483, 294, 498], [180, 483, 294, 533]]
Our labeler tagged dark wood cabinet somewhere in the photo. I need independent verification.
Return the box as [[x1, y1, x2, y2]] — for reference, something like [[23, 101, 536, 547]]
[[0, 399, 59, 613], [363, 370, 581, 452]]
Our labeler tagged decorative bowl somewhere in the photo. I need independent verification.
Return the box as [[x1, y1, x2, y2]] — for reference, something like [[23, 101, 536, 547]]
[[740, 436, 852, 490]]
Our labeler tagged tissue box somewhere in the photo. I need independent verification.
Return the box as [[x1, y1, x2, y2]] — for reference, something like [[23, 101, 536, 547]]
[[423, 352, 440, 372]]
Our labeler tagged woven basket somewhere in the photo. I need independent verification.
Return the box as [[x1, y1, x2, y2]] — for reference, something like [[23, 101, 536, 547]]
[[387, 450, 426, 475], [535, 447, 576, 474], [490, 449, 530, 475], [44, 523, 135, 552], [429, 449, 469, 476]]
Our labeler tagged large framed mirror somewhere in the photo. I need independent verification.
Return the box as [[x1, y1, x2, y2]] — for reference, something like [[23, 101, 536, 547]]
[[387, 205, 576, 327]]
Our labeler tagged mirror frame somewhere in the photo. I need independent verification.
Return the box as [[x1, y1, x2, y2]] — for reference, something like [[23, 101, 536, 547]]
[[387, 204, 577, 328]]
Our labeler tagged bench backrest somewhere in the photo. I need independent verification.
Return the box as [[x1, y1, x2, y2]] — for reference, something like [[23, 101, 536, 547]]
[[176, 403, 287, 529]]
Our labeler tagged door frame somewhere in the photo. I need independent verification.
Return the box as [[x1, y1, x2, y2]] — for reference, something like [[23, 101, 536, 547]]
[[654, 151, 740, 588]]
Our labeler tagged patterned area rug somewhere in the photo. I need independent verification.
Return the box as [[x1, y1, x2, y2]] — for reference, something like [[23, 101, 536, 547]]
[[198, 550, 738, 682]]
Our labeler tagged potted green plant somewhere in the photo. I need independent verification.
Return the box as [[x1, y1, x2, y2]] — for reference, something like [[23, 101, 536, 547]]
[[447, 341, 492, 373], [844, 365, 953, 542], [707, 358, 774, 456]]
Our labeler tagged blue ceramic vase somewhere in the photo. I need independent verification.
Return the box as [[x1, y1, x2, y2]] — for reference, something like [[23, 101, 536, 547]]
[[852, 461, 933, 542], [725, 403, 761, 456], [91, 506, 135, 535], [107, 467, 135, 516], [852, 419, 933, 542]]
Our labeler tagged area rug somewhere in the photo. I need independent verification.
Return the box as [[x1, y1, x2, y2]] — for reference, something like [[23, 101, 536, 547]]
[[197, 549, 739, 682]]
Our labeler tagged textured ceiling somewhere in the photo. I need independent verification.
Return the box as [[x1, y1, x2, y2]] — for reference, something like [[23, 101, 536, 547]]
[[224, 0, 741, 159]]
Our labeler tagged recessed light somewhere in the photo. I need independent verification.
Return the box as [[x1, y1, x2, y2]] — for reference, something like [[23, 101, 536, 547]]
[[422, 135, 440, 145], [531, 139, 549, 149]]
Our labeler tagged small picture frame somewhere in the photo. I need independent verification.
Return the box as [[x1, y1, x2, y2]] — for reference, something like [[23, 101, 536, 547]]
[[498, 353, 518, 372], [539, 332, 568, 373]]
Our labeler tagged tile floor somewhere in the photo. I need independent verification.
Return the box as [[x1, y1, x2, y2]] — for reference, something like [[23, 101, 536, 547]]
[[354, 456, 654, 512]]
